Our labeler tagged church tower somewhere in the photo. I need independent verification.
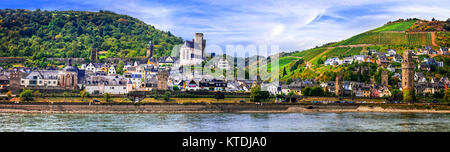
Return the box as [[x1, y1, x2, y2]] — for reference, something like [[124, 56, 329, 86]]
[[91, 48, 98, 63], [146, 40, 153, 58], [194, 33, 205, 58], [402, 50, 415, 102]]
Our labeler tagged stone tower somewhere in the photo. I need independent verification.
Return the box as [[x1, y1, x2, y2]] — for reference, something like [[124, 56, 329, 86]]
[[402, 50, 415, 102], [146, 40, 153, 58], [335, 74, 343, 96], [91, 48, 98, 63], [157, 70, 169, 91], [9, 71, 23, 94], [381, 71, 388, 87], [193, 33, 206, 58]]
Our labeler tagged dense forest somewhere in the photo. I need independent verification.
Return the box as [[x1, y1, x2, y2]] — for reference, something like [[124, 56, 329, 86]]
[[0, 9, 184, 66]]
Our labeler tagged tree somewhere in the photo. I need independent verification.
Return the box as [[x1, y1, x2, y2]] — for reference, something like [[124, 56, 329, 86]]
[[250, 85, 262, 102], [288, 91, 295, 96], [103, 93, 111, 102], [286, 78, 293, 85], [6, 91, 12, 100], [214, 91, 225, 100], [116, 60, 124, 74], [444, 89, 450, 103], [173, 85, 180, 91], [63, 91, 68, 102], [20, 89, 34, 101], [260, 91, 270, 102], [79, 90, 87, 101], [163, 91, 171, 101], [33, 90, 40, 98], [389, 89, 402, 101]]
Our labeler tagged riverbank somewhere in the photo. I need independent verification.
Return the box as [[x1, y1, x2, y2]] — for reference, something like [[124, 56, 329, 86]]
[[0, 103, 449, 114]]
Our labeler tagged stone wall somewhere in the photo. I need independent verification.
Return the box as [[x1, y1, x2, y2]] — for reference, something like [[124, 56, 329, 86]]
[[0, 103, 360, 113]]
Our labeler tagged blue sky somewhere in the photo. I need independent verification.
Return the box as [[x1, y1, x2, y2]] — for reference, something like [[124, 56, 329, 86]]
[[1, 0, 449, 53]]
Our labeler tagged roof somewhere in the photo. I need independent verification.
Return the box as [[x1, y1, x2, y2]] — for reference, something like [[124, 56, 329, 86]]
[[0, 75, 8, 81]]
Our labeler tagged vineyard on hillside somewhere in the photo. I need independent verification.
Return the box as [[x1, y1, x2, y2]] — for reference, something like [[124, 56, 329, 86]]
[[334, 31, 432, 46], [290, 47, 328, 61]]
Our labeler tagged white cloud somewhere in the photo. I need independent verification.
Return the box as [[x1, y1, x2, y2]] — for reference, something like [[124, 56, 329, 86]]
[[53, 0, 450, 53]]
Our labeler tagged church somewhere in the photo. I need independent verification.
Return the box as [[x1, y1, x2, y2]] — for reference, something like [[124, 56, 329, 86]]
[[179, 33, 206, 66]]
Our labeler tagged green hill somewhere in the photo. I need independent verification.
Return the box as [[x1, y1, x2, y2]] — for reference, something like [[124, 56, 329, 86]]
[[0, 9, 183, 65], [331, 19, 433, 46], [277, 18, 450, 81]]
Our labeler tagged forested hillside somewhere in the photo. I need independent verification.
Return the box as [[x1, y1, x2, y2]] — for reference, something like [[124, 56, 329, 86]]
[[0, 9, 183, 62]]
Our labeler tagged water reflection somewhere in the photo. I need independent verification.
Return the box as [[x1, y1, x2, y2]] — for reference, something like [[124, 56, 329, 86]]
[[0, 113, 449, 132]]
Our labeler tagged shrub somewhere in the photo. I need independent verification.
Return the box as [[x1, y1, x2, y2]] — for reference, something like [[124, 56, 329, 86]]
[[163, 92, 171, 101], [103, 93, 111, 102], [20, 89, 34, 101]]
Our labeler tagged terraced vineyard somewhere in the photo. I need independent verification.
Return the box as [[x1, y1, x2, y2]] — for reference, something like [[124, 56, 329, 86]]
[[406, 32, 432, 45], [334, 31, 432, 46], [290, 47, 328, 61], [345, 47, 363, 56], [332, 19, 433, 46]]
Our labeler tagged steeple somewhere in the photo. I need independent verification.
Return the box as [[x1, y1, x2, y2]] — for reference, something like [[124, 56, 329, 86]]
[[146, 40, 154, 58]]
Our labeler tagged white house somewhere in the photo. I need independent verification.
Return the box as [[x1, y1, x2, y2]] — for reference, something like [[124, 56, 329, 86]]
[[324, 57, 342, 66], [387, 49, 396, 57], [108, 65, 116, 75], [353, 55, 366, 62], [343, 57, 354, 64]]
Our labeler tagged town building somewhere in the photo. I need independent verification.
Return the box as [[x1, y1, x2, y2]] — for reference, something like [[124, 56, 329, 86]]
[[179, 33, 206, 66]]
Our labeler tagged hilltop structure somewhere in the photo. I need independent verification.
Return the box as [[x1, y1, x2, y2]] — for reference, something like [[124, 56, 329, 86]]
[[402, 50, 415, 102]]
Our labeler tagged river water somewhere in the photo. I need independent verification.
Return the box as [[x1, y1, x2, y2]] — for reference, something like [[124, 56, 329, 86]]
[[0, 113, 449, 132]]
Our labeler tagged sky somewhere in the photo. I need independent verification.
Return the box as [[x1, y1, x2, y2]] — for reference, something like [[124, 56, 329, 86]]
[[1, 0, 449, 53]]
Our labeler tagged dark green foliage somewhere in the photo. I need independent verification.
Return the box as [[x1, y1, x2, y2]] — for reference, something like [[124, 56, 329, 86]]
[[302, 87, 325, 96], [0, 9, 183, 66], [389, 89, 402, 101], [289, 59, 304, 71], [19, 89, 34, 101], [103, 93, 111, 102], [214, 92, 225, 99], [163, 91, 171, 101]]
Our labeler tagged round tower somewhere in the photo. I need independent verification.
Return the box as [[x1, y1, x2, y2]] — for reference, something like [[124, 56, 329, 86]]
[[401, 50, 415, 102]]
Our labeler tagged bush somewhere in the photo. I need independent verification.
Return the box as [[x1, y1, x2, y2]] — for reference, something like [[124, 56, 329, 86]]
[[103, 93, 111, 102], [173, 85, 180, 91], [163, 92, 171, 101], [20, 89, 34, 101]]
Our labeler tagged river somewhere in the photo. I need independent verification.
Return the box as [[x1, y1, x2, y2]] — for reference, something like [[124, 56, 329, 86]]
[[0, 112, 449, 132]]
